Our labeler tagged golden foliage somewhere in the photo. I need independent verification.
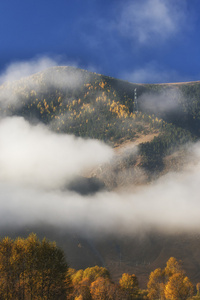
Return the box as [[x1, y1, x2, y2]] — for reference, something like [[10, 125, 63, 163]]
[[165, 273, 194, 300], [0, 234, 68, 300], [147, 257, 194, 300], [119, 273, 139, 299]]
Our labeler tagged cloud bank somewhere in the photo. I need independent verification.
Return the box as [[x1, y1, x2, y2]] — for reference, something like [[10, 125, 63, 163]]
[[1, 149, 200, 235], [0, 117, 113, 189], [0, 117, 199, 236]]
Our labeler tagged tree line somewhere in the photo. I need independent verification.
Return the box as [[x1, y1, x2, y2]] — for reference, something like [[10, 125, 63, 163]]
[[0, 234, 200, 299], [0, 234, 67, 299]]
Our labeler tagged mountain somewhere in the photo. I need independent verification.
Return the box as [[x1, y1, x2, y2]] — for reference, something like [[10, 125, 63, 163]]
[[1, 66, 198, 178], [1, 66, 200, 287]]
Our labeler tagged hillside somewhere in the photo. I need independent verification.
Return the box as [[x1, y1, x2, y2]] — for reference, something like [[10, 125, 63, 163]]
[[0, 66, 197, 177], [1, 66, 200, 287]]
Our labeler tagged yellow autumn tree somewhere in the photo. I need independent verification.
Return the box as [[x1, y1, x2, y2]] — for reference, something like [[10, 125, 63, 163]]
[[0, 234, 68, 300], [11, 237, 28, 299], [119, 273, 139, 299], [147, 257, 195, 300], [196, 282, 200, 297], [0, 237, 15, 299], [71, 269, 84, 285], [69, 266, 111, 300], [164, 257, 183, 278], [165, 273, 194, 300], [90, 277, 116, 300], [147, 268, 165, 300], [82, 266, 110, 283]]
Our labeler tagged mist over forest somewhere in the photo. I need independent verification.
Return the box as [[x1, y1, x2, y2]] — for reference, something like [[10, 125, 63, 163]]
[[1, 58, 200, 291]]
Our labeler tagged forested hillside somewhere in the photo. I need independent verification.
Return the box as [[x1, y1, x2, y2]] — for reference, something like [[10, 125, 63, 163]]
[[1, 66, 200, 289], [0, 66, 198, 177]]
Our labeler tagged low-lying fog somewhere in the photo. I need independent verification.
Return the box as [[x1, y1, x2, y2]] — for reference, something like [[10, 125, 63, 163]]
[[0, 57, 199, 237]]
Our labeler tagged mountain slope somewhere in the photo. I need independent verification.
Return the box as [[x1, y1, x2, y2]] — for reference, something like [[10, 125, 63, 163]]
[[0, 66, 197, 177], [1, 66, 200, 288]]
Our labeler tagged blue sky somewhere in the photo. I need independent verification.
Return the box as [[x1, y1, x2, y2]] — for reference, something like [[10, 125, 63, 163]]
[[1, 0, 200, 83]]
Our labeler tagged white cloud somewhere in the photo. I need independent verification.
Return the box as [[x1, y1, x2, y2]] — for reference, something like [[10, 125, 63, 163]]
[[0, 117, 113, 189], [0, 56, 100, 86], [118, 0, 187, 45], [0, 57, 59, 84], [1, 147, 200, 235], [139, 88, 183, 114], [0, 118, 198, 236]]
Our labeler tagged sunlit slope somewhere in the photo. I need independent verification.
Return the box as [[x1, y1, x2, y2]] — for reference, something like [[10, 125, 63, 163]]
[[1, 66, 200, 138], [0, 66, 161, 142], [0, 66, 197, 176]]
